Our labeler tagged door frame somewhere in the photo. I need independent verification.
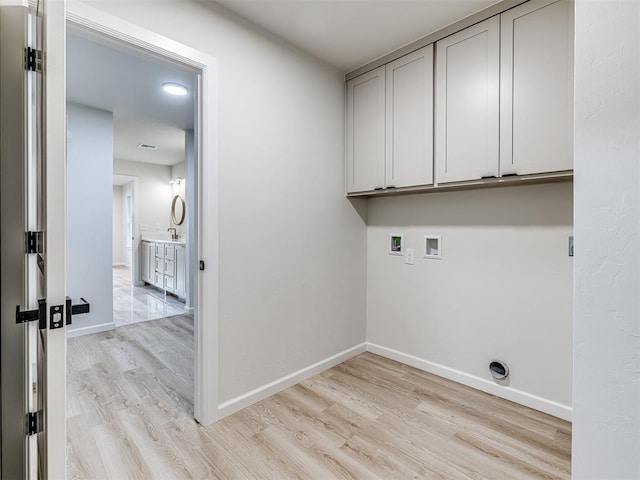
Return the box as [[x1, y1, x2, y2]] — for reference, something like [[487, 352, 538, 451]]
[[66, 1, 220, 425], [112, 175, 139, 284]]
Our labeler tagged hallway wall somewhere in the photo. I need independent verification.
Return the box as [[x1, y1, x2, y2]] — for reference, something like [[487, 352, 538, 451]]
[[67, 103, 115, 337]]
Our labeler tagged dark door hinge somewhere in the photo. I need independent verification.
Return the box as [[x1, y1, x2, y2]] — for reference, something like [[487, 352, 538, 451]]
[[26, 231, 42, 254], [25, 47, 42, 72], [199, 260, 205, 271], [27, 411, 40, 436], [15, 299, 46, 330]]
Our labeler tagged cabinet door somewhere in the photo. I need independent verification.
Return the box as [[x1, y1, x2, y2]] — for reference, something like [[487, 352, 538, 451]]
[[346, 66, 385, 193], [147, 244, 156, 282], [175, 246, 186, 298], [165, 244, 175, 261], [155, 243, 164, 259], [435, 16, 499, 183], [500, 0, 573, 175], [385, 45, 434, 188], [164, 259, 175, 277], [149, 244, 156, 282], [141, 243, 150, 282], [154, 272, 163, 289]]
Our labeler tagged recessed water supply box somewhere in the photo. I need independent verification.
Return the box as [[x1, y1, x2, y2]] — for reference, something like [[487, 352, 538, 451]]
[[424, 235, 442, 259]]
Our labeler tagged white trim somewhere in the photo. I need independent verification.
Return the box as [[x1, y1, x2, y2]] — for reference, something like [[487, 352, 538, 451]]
[[43, 0, 69, 476], [66, 1, 220, 425], [66, 322, 115, 339], [218, 343, 367, 419], [112, 262, 129, 268], [366, 342, 572, 422]]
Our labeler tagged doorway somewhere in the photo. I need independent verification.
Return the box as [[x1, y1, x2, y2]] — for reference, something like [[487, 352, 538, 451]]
[[113, 175, 135, 291], [65, 0, 219, 439]]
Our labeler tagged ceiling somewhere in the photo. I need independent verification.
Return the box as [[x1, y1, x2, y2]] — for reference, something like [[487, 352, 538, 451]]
[[67, 32, 195, 165], [212, 0, 501, 72], [114, 116, 187, 167]]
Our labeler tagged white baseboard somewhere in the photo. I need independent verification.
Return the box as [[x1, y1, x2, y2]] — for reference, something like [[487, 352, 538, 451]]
[[66, 321, 116, 339], [218, 343, 367, 419], [366, 342, 572, 422]]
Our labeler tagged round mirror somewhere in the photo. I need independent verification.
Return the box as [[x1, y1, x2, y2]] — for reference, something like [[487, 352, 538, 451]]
[[171, 194, 186, 225]]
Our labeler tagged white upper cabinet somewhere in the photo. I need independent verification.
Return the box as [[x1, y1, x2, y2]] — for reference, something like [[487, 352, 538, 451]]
[[500, 0, 573, 176], [385, 45, 434, 189], [346, 66, 385, 193], [435, 16, 500, 184]]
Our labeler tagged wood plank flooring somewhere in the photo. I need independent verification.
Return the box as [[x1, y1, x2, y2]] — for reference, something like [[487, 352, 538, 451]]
[[67, 317, 571, 479]]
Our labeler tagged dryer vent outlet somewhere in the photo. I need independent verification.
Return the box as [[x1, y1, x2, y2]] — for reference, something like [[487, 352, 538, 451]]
[[489, 361, 509, 380]]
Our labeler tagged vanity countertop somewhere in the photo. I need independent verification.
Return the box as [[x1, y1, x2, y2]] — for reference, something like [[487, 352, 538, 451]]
[[141, 237, 186, 245]]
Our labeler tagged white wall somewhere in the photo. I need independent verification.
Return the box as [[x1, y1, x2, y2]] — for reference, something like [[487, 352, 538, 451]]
[[113, 159, 172, 238], [573, 0, 640, 477], [170, 161, 187, 237], [67, 103, 115, 336], [85, 0, 368, 407], [367, 183, 573, 418]]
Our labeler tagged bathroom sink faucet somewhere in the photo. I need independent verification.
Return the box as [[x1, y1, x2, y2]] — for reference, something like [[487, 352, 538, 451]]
[[168, 228, 178, 240]]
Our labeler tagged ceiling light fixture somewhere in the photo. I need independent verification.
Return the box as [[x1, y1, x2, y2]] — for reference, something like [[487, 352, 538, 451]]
[[162, 82, 188, 96]]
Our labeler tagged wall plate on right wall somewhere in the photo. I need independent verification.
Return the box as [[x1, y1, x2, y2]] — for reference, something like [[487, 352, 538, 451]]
[[424, 235, 442, 259]]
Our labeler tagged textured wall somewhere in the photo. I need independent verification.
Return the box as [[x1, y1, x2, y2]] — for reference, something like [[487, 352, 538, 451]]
[[573, 0, 640, 477]]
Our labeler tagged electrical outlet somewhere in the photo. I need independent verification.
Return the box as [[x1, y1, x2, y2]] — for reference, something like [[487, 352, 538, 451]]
[[405, 248, 415, 265], [155, 223, 161, 230], [139, 223, 147, 231]]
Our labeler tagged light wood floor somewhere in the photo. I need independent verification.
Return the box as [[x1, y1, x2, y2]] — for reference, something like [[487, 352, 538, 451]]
[[67, 317, 571, 479]]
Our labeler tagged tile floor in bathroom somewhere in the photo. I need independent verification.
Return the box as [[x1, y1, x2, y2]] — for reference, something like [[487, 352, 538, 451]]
[[113, 266, 187, 327]]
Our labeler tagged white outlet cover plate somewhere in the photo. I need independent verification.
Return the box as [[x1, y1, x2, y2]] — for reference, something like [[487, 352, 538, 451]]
[[405, 248, 415, 265]]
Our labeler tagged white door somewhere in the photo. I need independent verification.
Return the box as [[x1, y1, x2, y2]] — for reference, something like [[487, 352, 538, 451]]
[[0, 0, 66, 478], [385, 45, 434, 189], [500, 0, 573, 176], [346, 65, 385, 193], [435, 16, 500, 183]]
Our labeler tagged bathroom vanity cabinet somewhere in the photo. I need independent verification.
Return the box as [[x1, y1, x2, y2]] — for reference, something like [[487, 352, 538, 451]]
[[141, 240, 186, 300]]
